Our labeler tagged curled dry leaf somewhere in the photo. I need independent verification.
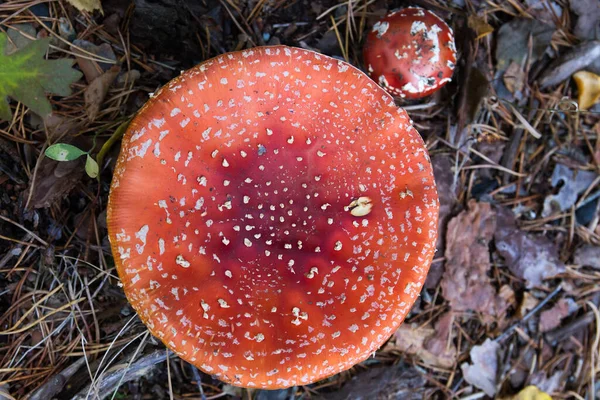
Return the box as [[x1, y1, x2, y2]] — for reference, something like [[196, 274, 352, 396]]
[[468, 14, 494, 40], [495, 207, 566, 288], [504, 61, 526, 95], [573, 70, 600, 110], [461, 338, 500, 397], [574, 245, 600, 269], [65, 0, 102, 13], [84, 64, 120, 121], [542, 164, 597, 217], [441, 200, 506, 320], [391, 319, 457, 369], [25, 157, 84, 209], [71, 39, 117, 83]]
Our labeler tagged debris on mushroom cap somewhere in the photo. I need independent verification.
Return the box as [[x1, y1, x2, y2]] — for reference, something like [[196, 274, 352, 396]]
[[573, 70, 600, 110], [363, 7, 457, 99], [107, 45, 439, 389]]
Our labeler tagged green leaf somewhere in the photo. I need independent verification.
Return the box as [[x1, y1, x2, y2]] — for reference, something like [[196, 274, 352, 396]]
[[45, 143, 87, 161], [85, 155, 99, 178], [0, 32, 83, 121]]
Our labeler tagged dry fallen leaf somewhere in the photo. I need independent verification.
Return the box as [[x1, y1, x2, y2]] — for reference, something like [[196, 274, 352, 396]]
[[71, 39, 117, 83], [65, 0, 103, 13], [499, 385, 553, 400], [441, 200, 505, 320], [425, 154, 460, 288], [539, 298, 578, 332], [25, 157, 84, 209], [461, 339, 500, 397], [504, 61, 526, 95], [574, 245, 600, 269], [84, 65, 120, 121], [391, 321, 457, 369], [468, 14, 494, 39], [573, 70, 600, 110], [423, 312, 458, 367], [495, 207, 566, 288], [542, 164, 597, 217], [519, 292, 540, 318]]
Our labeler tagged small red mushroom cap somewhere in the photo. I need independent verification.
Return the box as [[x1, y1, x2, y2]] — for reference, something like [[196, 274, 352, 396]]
[[107, 46, 438, 389], [363, 7, 457, 99]]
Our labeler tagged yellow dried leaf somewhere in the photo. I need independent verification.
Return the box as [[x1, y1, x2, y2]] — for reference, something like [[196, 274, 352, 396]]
[[573, 70, 600, 110], [468, 15, 494, 40], [500, 385, 553, 400], [65, 0, 103, 13]]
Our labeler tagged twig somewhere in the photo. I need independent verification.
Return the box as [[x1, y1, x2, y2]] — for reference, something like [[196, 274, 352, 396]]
[[192, 366, 207, 400], [496, 285, 563, 343], [28, 358, 86, 400], [72, 349, 171, 400]]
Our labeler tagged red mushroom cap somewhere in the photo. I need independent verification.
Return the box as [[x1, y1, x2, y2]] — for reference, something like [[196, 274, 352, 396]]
[[363, 7, 457, 99], [107, 45, 438, 389]]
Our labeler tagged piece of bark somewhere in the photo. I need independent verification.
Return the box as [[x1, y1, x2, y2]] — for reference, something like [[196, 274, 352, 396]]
[[539, 41, 600, 88]]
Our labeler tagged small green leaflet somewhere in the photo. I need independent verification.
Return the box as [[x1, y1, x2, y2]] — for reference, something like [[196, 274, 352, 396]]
[[45, 144, 99, 178], [0, 32, 82, 121], [85, 155, 99, 178], [45, 143, 86, 161]]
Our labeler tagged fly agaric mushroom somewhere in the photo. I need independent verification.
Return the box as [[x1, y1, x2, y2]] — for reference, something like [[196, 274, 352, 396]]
[[107, 46, 438, 389], [363, 7, 457, 99]]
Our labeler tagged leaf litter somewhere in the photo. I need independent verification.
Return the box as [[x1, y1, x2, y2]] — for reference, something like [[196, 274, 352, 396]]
[[441, 200, 507, 321]]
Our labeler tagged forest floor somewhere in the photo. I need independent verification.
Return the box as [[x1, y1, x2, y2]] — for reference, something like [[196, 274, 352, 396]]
[[1, 0, 599, 399]]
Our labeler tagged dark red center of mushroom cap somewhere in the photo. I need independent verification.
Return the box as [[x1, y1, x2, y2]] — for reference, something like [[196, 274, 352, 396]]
[[108, 46, 438, 389]]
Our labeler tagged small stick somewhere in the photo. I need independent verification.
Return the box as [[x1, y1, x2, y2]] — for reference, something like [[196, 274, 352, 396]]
[[496, 284, 563, 343], [451, 285, 563, 394], [192, 366, 207, 400]]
